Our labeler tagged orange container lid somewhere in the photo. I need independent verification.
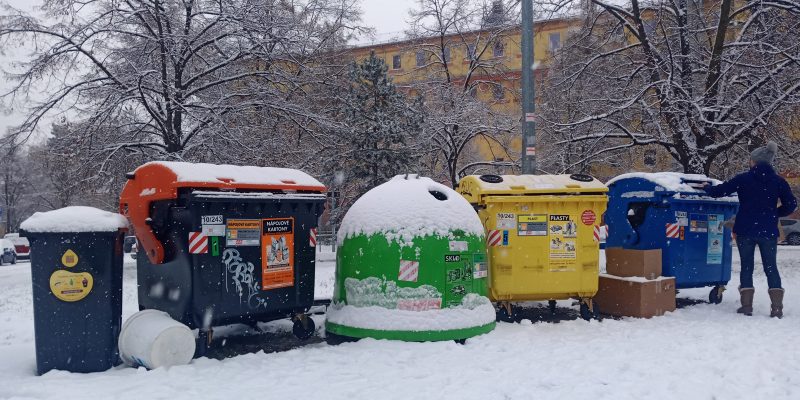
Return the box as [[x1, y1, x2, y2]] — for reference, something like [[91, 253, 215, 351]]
[[120, 161, 326, 264]]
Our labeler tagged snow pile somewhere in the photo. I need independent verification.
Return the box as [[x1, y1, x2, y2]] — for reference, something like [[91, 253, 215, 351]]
[[607, 172, 720, 193], [20, 206, 128, 233], [144, 161, 325, 189], [600, 273, 674, 283], [3, 249, 800, 398], [326, 293, 495, 331], [620, 191, 655, 198], [678, 193, 739, 203], [338, 175, 485, 246]]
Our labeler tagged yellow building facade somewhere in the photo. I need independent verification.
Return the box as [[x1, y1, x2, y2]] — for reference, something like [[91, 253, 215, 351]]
[[342, 17, 665, 180]]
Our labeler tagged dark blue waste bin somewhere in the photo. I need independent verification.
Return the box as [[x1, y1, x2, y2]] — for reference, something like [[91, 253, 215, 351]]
[[605, 173, 739, 303], [20, 206, 127, 375]]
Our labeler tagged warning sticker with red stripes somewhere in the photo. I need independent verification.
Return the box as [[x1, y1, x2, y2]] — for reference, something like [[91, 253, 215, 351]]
[[188, 231, 208, 254], [666, 223, 681, 239], [398, 260, 419, 282], [309, 228, 318, 247], [487, 230, 503, 246]]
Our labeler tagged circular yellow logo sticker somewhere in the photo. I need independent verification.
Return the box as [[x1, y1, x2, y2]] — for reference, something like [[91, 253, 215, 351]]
[[61, 249, 79, 268], [49, 270, 94, 302]]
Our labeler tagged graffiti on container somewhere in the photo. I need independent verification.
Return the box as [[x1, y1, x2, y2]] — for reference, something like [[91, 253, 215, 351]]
[[344, 277, 442, 311], [222, 249, 267, 309]]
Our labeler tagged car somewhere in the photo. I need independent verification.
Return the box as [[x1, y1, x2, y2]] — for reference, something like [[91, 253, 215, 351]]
[[123, 236, 137, 253], [781, 218, 800, 246], [130, 241, 138, 260], [3, 233, 30, 259], [0, 238, 17, 265]]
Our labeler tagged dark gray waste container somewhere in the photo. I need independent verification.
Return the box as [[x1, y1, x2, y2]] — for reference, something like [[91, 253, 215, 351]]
[[20, 206, 128, 375]]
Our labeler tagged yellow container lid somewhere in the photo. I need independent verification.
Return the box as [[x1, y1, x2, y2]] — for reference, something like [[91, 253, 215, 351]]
[[458, 174, 608, 203]]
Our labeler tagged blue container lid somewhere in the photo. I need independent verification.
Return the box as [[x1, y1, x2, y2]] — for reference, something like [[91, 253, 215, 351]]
[[607, 172, 738, 203]]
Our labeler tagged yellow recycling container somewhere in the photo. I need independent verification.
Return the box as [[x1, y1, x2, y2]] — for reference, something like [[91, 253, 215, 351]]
[[457, 174, 608, 321]]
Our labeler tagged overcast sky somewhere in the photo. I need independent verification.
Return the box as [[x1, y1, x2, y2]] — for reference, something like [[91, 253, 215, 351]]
[[0, 0, 419, 140], [359, 0, 417, 42]]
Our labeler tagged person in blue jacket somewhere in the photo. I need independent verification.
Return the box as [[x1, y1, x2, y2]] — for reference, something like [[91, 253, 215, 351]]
[[704, 141, 797, 318]]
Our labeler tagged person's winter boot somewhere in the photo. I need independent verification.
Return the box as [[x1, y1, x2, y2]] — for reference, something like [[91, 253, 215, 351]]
[[768, 288, 785, 319], [737, 287, 755, 316]]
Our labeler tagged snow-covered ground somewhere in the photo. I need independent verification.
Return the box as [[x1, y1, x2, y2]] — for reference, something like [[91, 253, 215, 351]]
[[2, 248, 799, 399]]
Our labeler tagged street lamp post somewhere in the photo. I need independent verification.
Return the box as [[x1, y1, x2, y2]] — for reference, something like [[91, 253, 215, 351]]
[[520, 0, 537, 174]]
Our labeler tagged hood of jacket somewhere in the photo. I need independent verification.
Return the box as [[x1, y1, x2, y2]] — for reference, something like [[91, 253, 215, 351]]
[[750, 163, 776, 180]]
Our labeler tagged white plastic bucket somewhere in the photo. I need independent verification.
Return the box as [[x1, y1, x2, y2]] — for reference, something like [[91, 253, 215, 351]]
[[118, 309, 196, 369]]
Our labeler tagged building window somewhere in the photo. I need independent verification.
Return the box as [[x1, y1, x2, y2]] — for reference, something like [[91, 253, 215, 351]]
[[466, 44, 476, 60], [392, 54, 402, 70], [493, 41, 504, 58], [644, 149, 657, 167], [492, 83, 505, 100], [442, 45, 451, 63], [415, 51, 425, 67], [549, 32, 561, 52]]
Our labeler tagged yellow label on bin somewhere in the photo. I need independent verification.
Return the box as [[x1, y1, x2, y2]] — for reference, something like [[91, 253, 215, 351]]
[[49, 270, 93, 302], [61, 249, 79, 268], [518, 215, 546, 223]]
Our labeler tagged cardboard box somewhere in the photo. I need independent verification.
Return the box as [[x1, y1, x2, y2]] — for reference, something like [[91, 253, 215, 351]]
[[605, 248, 662, 279], [594, 274, 676, 318]]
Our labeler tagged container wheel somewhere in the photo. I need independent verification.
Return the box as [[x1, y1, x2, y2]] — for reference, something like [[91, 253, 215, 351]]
[[495, 303, 517, 323], [579, 300, 600, 321], [292, 315, 316, 340], [709, 286, 724, 304], [591, 302, 602, 321], [548, 300, 557, 315], [454, 339, 467, 345]]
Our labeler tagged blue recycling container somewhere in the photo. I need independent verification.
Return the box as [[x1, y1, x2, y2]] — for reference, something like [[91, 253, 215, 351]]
[[605, 173, 739, 302]]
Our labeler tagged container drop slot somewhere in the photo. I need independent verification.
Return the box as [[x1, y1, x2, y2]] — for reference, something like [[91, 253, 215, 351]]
[[429, 190, 448, 201], [479, 174, 504, 183], [626, 202, 651, 229], [569, 174, 595, 182]]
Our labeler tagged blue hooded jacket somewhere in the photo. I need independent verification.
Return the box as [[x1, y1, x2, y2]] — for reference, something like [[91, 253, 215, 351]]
[[705, 163, 797, 238]]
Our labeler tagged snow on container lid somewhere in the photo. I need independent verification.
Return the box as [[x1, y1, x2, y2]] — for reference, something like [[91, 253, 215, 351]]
[[458, 174, 607, 202], [120, 161, 326, 265], [338, 174, 485, 246], [146, 161, 325, 189], [20, 206, 128, 233], [606, 172, 720, 193]]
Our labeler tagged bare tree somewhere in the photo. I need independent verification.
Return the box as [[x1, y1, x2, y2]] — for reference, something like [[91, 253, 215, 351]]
[[540, 0, 800, 174], [25, 121, 98, 209], [0, 0, 363, 168], [406, 0, 519, 186], [0, 146, 35, 232]]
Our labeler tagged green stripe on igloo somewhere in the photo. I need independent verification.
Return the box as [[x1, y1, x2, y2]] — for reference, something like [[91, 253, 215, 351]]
[[325, 321, 496, 342]]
